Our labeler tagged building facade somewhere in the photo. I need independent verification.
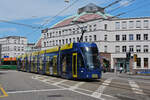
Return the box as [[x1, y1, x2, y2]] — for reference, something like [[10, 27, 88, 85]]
[[40, 3, 150, 73], [0, 36, 27, 58]]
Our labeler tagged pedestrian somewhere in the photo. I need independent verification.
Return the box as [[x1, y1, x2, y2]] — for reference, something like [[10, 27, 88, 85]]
[[120, 67, 123, 73]]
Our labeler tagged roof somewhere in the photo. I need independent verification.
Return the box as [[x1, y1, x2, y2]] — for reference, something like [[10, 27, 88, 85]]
[[35, 38, 43, 48], [51, 3, 112, 28], [0, 36, 26, 39]]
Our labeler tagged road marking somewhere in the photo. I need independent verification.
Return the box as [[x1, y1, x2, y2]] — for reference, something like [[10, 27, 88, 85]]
[[52, 80, 68, 85], [91, 78, 112, 98], [69, 82, 85, 90], [7, 88, 66, 94], [0, 70, 17, 73], [129, 79, 144, 95], [0, 85, 8, 97], [32, 76, 116, 99]]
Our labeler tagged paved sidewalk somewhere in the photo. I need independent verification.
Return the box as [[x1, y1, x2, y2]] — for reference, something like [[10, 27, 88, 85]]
[[102, 72, 150, 80]]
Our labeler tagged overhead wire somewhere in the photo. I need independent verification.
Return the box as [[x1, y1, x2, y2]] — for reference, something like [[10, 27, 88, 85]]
[[106, 0, 136, 13], [119, 0, 150, 16], [0, 19, 42, 29], [23, 0, 80, 41]]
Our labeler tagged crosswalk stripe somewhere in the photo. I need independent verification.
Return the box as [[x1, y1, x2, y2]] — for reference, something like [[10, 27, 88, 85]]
[[91, 78, 112, 98], [52, 80, 68, 85], [32, 76, 117, 99], [69, 82, 85, 90], [128, 79, 144, 95]]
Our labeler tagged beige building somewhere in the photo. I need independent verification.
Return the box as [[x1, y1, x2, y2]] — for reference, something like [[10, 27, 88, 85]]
[[39, 3, 150, 74], [0, 36, 27, 58]]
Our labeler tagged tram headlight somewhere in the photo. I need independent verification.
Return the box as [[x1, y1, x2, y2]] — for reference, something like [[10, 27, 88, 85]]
[[81, 70, 84, 73]]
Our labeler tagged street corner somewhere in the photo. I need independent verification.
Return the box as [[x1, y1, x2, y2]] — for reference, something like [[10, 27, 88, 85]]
[[0, 85, 8, 98]]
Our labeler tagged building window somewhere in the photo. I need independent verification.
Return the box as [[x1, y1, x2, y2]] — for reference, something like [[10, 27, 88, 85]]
[[129, 34, 134, 41], [94, 35, 97, 41], [62, 39, 64, 44], [115, 46, 120, 52], [49, 41, 51, 46], [144, 58, 148, 68], [14, 46, 16, 51], [129, 21, 134, 28], [73, 38, 75, 42], [144, 34, 148, 40], [144, 20, 149, 28], [115, 22, 120, 29], [104, 24, 107, 30], [136, 45, 141, 52], [59, 40, 61, 45], [136, 20, 141, 28], [93, 24, 97, 31], [85, 36, 88, 42], [104, 35, 107, 41], [14, 40, 17, 44], [129, 45, 134, 52], [69, 38, 71, 43], [136, 34, 141, 40], [56, 40, 58, 45], [66, 39, 68, 44], [116, 35, 120, 41], [122, 35, 126, 41], [18, 47, 20, 51], [89, 35, 92, 42], [89, 25, 92, 31], [136, 58, 141, 68], [22, 47, 24, 51], [104, 46, 107, 52], [122, 46, 126, 52], [44, 34, 46, 38], [122, 21, 127, 29], [47, 41, 49, 46], [44, 42, 46, 47], [47, 33, 49, 38], [144, 45, 148, 52], [22, 40, 24, 44], [77, 37, 80, 42]]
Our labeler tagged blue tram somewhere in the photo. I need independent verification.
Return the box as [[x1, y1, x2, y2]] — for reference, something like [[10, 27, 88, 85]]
[[17, 42, 102, 79]]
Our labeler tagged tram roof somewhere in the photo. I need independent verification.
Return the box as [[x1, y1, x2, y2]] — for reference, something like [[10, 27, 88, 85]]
[[45, 46, 59, 53]]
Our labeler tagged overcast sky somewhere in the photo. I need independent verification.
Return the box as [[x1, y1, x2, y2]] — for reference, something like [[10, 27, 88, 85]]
[[0, 0, 150, 43]]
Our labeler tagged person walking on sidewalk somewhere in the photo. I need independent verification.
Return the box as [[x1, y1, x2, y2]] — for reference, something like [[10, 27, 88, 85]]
[[120, 66, 123, 73]]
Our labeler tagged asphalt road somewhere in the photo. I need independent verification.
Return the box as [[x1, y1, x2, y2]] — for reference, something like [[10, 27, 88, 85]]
[[0, 70, 150, 100]]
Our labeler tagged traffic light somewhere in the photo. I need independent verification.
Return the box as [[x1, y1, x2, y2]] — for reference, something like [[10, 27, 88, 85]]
[[133, 54, 137, 62]]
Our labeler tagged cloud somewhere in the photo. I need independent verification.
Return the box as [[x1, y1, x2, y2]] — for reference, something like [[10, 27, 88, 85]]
[[0, 28, 17, 33]]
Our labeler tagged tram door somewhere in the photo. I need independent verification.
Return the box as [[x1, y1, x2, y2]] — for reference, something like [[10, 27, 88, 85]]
[[46, 56, 50, 75], [35, 56, 38, 73], [72, 53, 77, 78], [53, 56, 57, 75]]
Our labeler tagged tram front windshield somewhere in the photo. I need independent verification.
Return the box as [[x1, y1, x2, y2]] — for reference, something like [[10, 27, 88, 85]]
[[80, 47, 100, 69]]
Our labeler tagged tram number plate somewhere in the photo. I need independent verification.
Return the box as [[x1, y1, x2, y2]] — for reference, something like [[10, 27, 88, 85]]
[[92, 74, 98, 78]]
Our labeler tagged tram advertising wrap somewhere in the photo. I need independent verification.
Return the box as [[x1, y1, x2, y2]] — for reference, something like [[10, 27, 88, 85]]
[[17, 42, 102, 79]]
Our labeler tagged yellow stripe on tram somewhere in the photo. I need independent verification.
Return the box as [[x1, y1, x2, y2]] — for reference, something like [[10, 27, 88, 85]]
[[0, 85, 8, 97]]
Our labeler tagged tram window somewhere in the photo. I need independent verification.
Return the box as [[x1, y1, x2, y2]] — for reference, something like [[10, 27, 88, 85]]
[[50, 58, 53, 67], [78, 54, 84, 67], [61, 54, 71, 71]]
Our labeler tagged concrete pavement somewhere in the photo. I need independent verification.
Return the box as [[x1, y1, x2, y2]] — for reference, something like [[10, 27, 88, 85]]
[[0, 70, 150, 100]]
